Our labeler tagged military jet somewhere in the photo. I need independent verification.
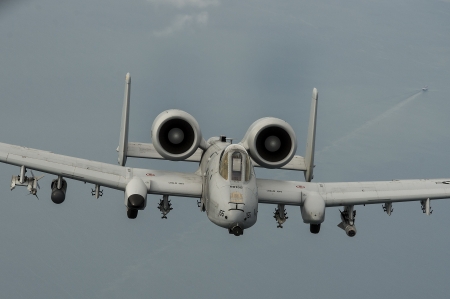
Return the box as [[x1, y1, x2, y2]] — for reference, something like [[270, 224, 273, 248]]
[[2, 74, 448, 237]]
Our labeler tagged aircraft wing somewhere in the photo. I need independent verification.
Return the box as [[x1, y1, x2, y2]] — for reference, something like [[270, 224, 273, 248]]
[[0, 142, 203, 197], [257, 178, 450, 206], [0, 142, 128, 190]]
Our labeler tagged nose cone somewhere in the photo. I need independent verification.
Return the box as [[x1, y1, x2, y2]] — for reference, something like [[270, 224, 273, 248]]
[[225, 208, 257, 230], [225, 210, 245, 224]]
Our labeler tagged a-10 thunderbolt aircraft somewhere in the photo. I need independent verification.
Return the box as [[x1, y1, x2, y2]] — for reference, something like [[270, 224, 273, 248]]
[[3, 74, 450, 236]]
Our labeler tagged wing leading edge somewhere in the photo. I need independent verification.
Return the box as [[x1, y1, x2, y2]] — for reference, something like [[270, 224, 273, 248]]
[[257, 178, 450, 206], [0, 142, 203, 197], [0, 142, 128, 190]]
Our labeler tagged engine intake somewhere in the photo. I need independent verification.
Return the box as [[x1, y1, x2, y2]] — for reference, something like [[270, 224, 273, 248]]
[[241, 117, 297, 168], [152, 110, 205, 160]]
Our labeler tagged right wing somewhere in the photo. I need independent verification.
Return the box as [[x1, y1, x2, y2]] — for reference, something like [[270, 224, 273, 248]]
[[0, 142, 203, 198], [0, 142, 128, 190]]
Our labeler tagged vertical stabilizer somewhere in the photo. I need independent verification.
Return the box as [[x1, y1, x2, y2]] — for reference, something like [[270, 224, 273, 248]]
[[118, 73, 131, 166], [304, 88, 318, 182]]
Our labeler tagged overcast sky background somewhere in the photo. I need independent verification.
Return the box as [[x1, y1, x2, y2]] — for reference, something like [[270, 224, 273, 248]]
[[1, 0, 450, 298]]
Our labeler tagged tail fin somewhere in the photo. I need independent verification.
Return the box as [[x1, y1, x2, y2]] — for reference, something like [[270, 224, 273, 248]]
[[304, 88, 318, 182], [118, 73, 131, 166]]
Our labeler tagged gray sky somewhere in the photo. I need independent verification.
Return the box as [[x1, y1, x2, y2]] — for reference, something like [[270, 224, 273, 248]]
[[1, 0, 450, 298]]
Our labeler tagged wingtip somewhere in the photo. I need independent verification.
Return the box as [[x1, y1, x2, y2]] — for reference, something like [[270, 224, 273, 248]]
[[312, 88, 318, 100]]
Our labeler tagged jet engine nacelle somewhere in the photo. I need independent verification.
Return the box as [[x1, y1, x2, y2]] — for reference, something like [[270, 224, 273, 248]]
[[301, 192, 325, 224], [51, 178, 67, 204], [124, 177, 148, 210], [241, 117, 297, 168], [151, 109, 206, 161]]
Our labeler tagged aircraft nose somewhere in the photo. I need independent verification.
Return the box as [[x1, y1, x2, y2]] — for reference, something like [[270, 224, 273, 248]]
[[225, 210, 248, 227]]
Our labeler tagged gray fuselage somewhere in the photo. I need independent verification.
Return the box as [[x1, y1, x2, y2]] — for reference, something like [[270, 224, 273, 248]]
[[199, 139, 258, 231]]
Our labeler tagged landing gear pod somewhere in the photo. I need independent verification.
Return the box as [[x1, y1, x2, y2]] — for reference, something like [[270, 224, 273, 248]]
[[124, 177, 148, 219], [301, 192, 325, 234]]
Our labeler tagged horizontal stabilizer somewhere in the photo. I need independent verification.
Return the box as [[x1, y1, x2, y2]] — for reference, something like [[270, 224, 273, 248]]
[[122, 142, 306, 171], [337, 222, 345, 230], [125, 142, 203, 162], [252, 155, 306, 171]]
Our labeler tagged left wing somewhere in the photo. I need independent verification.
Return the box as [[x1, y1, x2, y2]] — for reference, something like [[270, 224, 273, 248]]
[[257, 178, 450, 206], [257, 178, 450, 235]]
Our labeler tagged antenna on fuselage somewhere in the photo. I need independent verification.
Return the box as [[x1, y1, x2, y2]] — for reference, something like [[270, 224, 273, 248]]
[[219, 136, 233, 144]]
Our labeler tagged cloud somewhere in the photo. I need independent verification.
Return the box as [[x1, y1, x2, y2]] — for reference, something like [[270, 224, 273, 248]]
[[148, 0, 219, 9], [148, 0, 216, 36], [195, 11, 208, 25], [154, 12, 209, 36]]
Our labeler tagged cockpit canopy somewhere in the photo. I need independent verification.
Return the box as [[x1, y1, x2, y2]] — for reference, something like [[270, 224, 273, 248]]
[[219, 144, 252, 182]]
